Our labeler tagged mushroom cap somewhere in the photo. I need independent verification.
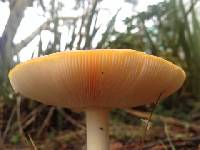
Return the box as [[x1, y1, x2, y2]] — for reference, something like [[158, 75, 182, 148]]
[[9, 49, 186, 108]]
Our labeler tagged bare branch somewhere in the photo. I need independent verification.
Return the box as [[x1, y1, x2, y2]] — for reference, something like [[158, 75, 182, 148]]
[[57, 108, 86, 130], [14, 20, 50, 54], [14, 16, 80, 55], [87, 10, 100, 48], [185, 0, 198, 16], [39, 0, 46, 11], [0, 0, 33, 74], [83, 0, 98, 49], [2, 106, 16, 139], [97, 8, 121, 48], [2, 0, 33, 51], [140, 18, 157, 55], [37, 107, 55, 138], [77, 15, 86, 49], [66, 20, 77, 50]]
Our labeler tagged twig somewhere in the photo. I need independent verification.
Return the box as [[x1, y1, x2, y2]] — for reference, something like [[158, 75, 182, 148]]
[[7, 105, 44, 133], [22, 106, 44, 129], [164, 123, 176, 150], [36, 107, 55, 138], [27, 134, 37, 150], [124, 109, 200, 132], [56, 129, 85, 140], [16, 96, 24, 136], [139, 92, 163, 150], [185, 0, 198, 16], [22, 105, 44, 123], [124, 136, 200, 149], [2, 106, 16, 139], [57, 108, 86, 130], [143, 136, 200, 150], [0, 100, 4, 136], [16, 96, 26, 143], [22, 116, 36, 130]]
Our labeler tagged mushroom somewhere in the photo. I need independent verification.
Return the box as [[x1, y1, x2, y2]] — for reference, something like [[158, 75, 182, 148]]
[[8, 49, 185, 150]]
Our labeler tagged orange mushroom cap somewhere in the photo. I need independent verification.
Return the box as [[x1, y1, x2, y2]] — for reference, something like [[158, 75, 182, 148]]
[[9, 49, 186, 108]]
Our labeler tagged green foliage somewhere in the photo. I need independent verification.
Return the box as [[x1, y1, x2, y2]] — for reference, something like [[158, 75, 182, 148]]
[[107, 32, 146, 50], [111, 109, 140, 125], [106, 0, 200, 118], [10, 132, 21, 144], [155, 95, 194, 120]]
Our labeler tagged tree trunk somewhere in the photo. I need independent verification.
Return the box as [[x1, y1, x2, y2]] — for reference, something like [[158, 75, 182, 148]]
[[0, 0, 33, 80]]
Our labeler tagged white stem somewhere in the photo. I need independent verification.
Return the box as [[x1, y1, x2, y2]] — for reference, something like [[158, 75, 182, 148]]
[[86, 108, 109, 150]]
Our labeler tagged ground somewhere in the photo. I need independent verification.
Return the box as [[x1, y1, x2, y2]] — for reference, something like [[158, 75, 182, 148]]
[[2, 115, 200, 150]]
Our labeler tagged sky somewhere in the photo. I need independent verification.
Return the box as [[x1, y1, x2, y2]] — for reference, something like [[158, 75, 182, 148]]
[[0, 0, 163, 62]]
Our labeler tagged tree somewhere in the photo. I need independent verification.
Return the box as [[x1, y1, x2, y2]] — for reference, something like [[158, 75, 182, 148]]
[[107, 0, 200, 99], [0, 0, 34, 80], [0, 0, 120, 140]]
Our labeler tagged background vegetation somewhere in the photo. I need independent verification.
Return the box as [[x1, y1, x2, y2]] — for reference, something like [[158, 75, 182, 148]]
[[0, 0, 200, 149]]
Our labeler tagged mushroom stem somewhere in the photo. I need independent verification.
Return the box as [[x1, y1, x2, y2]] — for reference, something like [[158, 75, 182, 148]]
[[86, 108, 109, 150]]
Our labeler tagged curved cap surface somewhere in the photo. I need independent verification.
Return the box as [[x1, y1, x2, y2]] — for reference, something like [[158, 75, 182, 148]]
[[9, 49, 186, 108]]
